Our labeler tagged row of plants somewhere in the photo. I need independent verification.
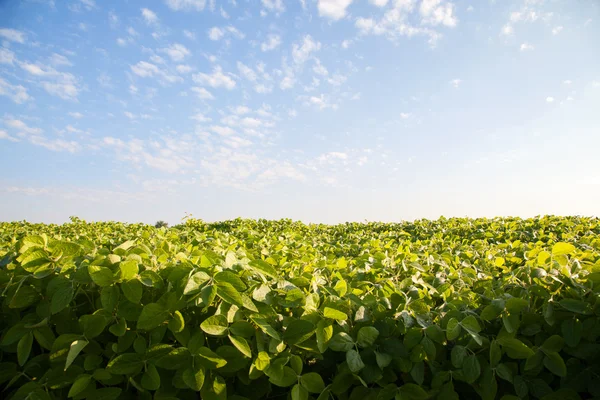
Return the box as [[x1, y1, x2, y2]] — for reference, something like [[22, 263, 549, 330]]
[[0, 216, 599, 399]]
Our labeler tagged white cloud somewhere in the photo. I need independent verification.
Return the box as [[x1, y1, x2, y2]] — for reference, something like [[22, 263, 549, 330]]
[[208, 26, 244, 41], [307, 94, 337, 110], [318, 151, 348, 163], [552, 26, 563, 35], [49, 53, 72, 66], [158, 43, 191, 61], [501, 24, 514, 35], [261, 0, 285, 12], [190, 112, 211, 122], [420, 0, 458, 27], [237, 62, 257, 81], [293, 35, 322, 64], [280, 75, 295, 90], [0, 28, 26, 43], [400, 112, 411, 119], [211, 125, 236, 136], [68, 112, 84, 118], [131, 61, 160, 77], [183, 30, 196, 40], [318, 0, 354, 21], [0, 130, 18, 142], [450, 78, 461, 88], [255, 84, 272, 93], [0, 47, 15, 64], [20, 63, 81, 100], [208, 27, 224, 40], [327, 74, 347, 86], [116, 38, 127, 46], [43, 82, 80, 100], [313, 59, 329, 76], [0, 78, 30, 103], [191, 86, 214, 99], [369, 0, 388, 6], [176, 64, 193, 74], [563, 80, 572, 85], [193, 66, 236, 89], [546, 97, 554, 103], [29, 136, 80, 152], [261, 34, 282, 51], [141, 8, 158, 25], [109, 11, 119, 28], [165, 0, 206, 11], [3, 118, 42, 135], [234, 106, 251, 115], [124, 111, 136, 119], [520, 42, 534, 52], [341, 39, 353, 49]]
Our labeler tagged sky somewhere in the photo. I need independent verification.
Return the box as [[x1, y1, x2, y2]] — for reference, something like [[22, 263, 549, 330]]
[[0, 0, 599, 225]]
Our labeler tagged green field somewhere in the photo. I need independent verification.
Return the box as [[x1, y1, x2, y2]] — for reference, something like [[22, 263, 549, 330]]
[[1, 216, 599, 400]]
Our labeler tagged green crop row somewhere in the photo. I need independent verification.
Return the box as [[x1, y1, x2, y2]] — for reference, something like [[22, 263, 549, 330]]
[[0, 216, 599, 400]]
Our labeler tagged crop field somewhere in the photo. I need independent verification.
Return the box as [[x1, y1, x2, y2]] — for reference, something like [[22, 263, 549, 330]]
[[0, 216, 599, 400]]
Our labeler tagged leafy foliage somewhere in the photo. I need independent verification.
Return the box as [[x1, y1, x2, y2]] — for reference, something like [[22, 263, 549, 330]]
[[1, 216, 600, 399]]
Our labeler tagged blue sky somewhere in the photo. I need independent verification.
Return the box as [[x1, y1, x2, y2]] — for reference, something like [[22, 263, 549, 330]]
[[1, 0, 599, 224]]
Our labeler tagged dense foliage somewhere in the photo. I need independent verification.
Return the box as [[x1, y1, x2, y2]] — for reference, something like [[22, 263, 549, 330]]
[[1, 216, 600, 400]]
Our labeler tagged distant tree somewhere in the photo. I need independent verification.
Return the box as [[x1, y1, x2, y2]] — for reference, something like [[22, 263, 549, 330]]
[[154, 220, 169, 228]]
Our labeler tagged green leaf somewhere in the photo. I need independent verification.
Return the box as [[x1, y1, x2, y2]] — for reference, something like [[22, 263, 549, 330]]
[[109, 317, 127, 337], [118, 260, 138, 281], [89, 387, 122, 400], [248, 259, 278, 279], [559, 298, 592, 315], [561, 318, 582, 347], [398, 383, 429, 400], [346, 349, 365, 373], [463, 354, 481, 384], [541, 335, 564, 353], [283, 319, 315, 345], [184, 271, 211, 295], [106, 353, 144, 375], [201, 315, 229, 336], [451, 345, 467, 368], [65, 339, 88, 371], [543, 352, 567, 377], [183, 364, 206, 391], [82, 314, 107, 339], [168, 310, 185, 333], [505, 297, 529, 314], [375, 351, 392, 369], [215, 281, 244, 308], [229, 335, 252, 358], [356, 326, 379, 348], [100, 286, 119, 311], [17, 332, 33, 366], [255, 351, 270, 371], [141, 364, 161, 391], [121, 279, 142, 304], [137, 303, 169, 331], [300, 372, 325, 393], [88, 265, 115, 287], [497, 337, 534, 359], [329, 332, 354, 352], [552, 242, 576, 256], [68, 374, 91, 398], [251, 317, 281, 340], [495, 363, 513, 383], [52, 285, 74, 314], [461, 315, 481, 333], [269, 366, 297, 387], [316, 319, 333, 353], [292, 383, 309, 400], [490, 340, 501, 367], [9, 285, 39, 309], [323, 306, 347, 321], [446, 318, 461, 341], [196, 346, 228, 369], [214, 271, 247, 291]]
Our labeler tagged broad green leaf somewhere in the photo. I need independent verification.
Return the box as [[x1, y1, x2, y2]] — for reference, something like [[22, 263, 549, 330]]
[[118, 260, 138, 281], [255, 351, 270, 371], [446, 318, 460, 341], [196, 346, 228, 369], [543, 352, 567, 377], [216, 281, 244, 308], [463, 354, 481, 383], [141, 364, 161, 391], [100, 286, 119, 311], [68, 374, 91, 398], [9, 285, 39, 309], [323, 306, 347, 321], [292, 383, 309, 400], [346, 349, 365, 373], [89, 387, 122, 400], [106, 353, 144, 375], [65, 339, 88, 371], [183, 271, 211, 295], [461, 315, 481, 333], [561, 318, 582, 347], [356, 326, 379, 348], [552, 242, 576, 256], [183, 364, 206, 391], [52, 285, 74, 314], [229, 334, 252, 357], [559, 298, 592, 315], [283, 319, 315, 345], [497, 337, 534, 359], [248, 259, 278, 279], [398, 383, 429, 400], [201, 315, 229, 336], [451, 345, 467, 368], [214, 271, 247, 291], [82, 314, 107, 339], [88, 265, 115, 287], [316, 319, 333, 353], [137, 303, 169, 331], [168, 310, 185, 333], [17, 332, 33, 366], [541, 335, 564, 353], [121, 279, 142, 304], [329, 332, 355, 352]]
